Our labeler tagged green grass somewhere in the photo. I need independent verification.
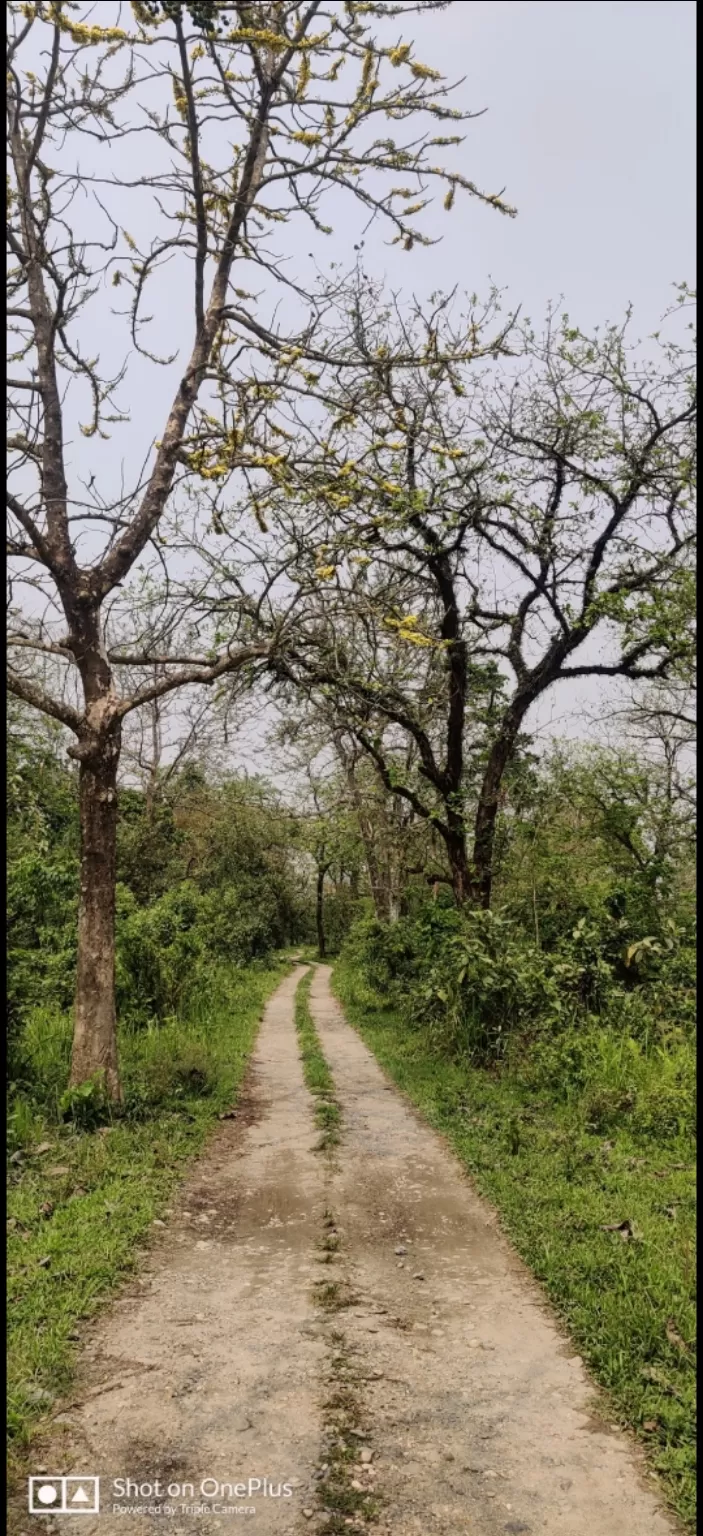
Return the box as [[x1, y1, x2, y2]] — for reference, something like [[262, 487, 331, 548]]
[[6, 958, 289, 1466], [296, 942, 323, 963], [295, 969, 342, 1150], [333, 957, 696, 1530]]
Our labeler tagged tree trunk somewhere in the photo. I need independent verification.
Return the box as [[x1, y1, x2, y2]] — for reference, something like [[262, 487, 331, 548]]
[[343, 762, 388, 921], [316, 864, 326, 959], [70, 728, 122, 1100], [471, 714, 521, 910], [446, 832, 472, 906]]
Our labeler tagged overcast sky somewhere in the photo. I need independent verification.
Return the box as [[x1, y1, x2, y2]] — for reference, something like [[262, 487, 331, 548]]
[[255, 0, 698, 763], [367, 0, 696, 331]]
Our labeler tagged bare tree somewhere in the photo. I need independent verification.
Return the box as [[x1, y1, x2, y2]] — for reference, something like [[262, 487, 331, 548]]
[[249, 281, 696, 906], [7, 1, 512, 1094]]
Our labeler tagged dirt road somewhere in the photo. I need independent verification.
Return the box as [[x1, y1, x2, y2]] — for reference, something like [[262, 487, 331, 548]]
[[15, 964, 677, 1536]]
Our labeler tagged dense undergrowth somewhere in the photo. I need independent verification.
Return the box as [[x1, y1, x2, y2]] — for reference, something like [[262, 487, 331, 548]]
[[335, 891, 696, 1528]]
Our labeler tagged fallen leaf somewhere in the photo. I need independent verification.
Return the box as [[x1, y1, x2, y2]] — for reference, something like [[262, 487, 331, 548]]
[[666, 1319, 689, 1355], [46, 1166, 71, 1177], [37, 1256, 51, 1268], [642, 1420, 659, 1433], [601, 1219, 633, 1242], [34, 1142, 55, 1156]]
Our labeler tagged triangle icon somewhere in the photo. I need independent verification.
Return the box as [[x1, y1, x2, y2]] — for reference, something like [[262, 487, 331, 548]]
[[71, 1487, 90, 1504]]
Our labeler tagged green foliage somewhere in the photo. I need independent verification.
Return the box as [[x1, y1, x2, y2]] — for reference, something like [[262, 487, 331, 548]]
[[59, 1076, 112, 1132], [346, 904, 564, 1063], [116, 790, 184, 904], [495, 745, 695, 962], [6, 718, 79, 1043], [6, 708, 315, 1078], [319, 884, 364, 957]]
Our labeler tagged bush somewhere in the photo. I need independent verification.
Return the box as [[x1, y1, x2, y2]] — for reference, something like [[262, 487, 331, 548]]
[[344, 913, 425, 995], [7, 854, 78, 1039], [346, 905, 565, 1063], [319, 885, 363, 956], [60, 1074, 112, 1131], [343, 895, 696, 1074], [115, 876, 294, 1028], [116, 884, 202, 1026]]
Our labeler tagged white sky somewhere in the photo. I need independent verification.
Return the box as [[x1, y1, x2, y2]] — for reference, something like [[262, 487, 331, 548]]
[[387, 0, 696, 333]]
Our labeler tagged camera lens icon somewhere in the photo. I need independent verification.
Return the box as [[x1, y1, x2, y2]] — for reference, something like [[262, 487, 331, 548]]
[[29, 1477, 100, 1515], [36, 1484, 59, 1505]]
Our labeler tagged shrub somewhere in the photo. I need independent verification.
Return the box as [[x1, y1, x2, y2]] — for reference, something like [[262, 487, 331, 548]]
[[60, 1074, 112, 1130], [345, 905, 566, 1063], [343, 895, 696, 1074]]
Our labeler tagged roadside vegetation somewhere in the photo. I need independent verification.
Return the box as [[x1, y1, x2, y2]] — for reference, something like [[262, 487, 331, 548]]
[[7, 963, 285, 1461], [333, 745, 696, 1528], [7, 711, 308, 1463]]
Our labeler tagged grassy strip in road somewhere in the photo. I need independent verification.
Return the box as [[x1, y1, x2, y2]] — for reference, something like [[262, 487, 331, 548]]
[[7, 958, 289, 1469], [333, 957, 696, 1531], [295, 968, 342, 1151], [312, 1210, 379, 1532]]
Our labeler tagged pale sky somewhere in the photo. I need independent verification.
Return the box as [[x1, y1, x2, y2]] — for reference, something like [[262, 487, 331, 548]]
[[378, 0, 695, 336]]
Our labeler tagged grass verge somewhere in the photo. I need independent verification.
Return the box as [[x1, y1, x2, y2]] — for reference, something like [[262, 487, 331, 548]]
[[295, 969, 342, 1151], [6, 958, 289, 1469], [333, 956, 696, 1531]]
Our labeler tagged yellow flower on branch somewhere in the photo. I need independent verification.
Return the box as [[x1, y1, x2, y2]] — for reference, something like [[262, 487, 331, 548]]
[[410, 62, 442, 82]]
